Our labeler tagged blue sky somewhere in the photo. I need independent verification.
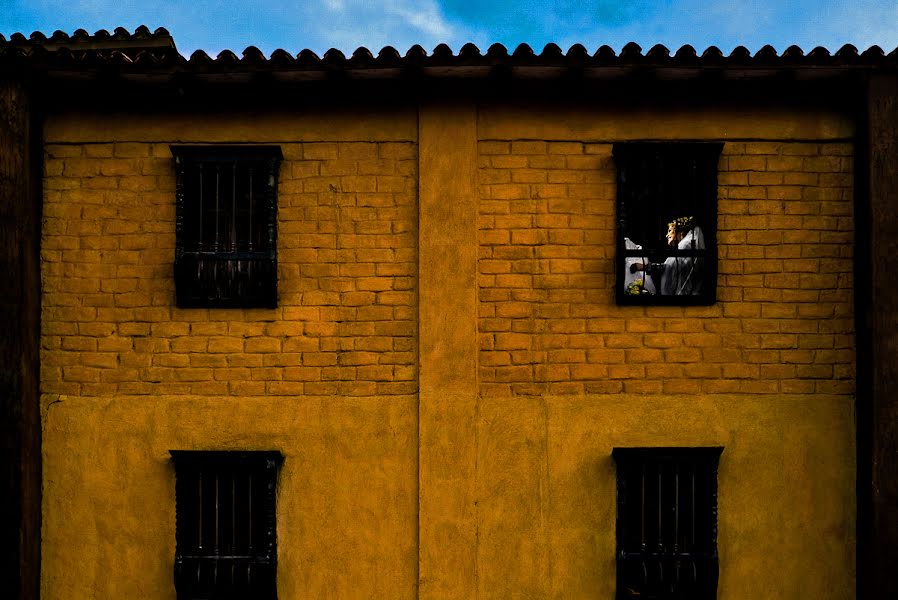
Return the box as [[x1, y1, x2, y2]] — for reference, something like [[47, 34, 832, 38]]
[[3, 0, 898, 57]]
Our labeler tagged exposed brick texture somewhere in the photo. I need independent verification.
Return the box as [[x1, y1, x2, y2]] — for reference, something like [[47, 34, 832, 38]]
[[477, 140, 854, 397], [41, 142, 417, 398], [41, 137, 855, 400]]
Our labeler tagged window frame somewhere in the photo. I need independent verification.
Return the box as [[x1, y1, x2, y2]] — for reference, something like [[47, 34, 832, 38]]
[[611, 446, 724, 600], [612, 142, 723, 306], [170, 450, 283, 600], [171, 145, 283, 309]]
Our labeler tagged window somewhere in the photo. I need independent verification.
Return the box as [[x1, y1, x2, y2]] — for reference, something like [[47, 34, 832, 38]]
[[171, 146, 283, 308], [170, 451, 283, 600], [612, 447, 723, 600], [613, 143, 722, 305]]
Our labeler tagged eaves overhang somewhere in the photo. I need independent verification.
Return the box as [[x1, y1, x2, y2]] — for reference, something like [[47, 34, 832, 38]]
[[2, 27, 898, 80], [0, 28, 893, 111]]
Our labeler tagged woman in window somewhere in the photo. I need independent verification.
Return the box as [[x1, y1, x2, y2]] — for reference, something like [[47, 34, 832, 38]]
[[630, 216, 705, 296]]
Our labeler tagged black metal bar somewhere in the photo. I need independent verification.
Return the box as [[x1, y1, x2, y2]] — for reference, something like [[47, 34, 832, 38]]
[[178, 251, 272, 260], [214, 472, 219, 556], [231, 474, 236, 553], [691, 463, 696, 551], [197, 470, 203, 550], [197, 163, 204, 251], [620, 248, 709, 257], [248, 168, 253, 252], [214, 164, 220, 252], [657, 461, 663, 553], [248, 473, 253, 553], [231, 162, 237, 252], [266, 159, 277, 259], [674, 461, 680, 553], [179, 555, 268, 560], [620, 551, 716, 559], [640, 461, 646, 552]]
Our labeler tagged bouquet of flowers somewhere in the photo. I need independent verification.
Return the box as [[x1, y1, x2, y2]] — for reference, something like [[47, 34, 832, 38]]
[[626, 280, 652, 296]]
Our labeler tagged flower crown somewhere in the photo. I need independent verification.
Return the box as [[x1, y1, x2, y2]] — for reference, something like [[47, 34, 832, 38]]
[[668, 215, 696, 234]]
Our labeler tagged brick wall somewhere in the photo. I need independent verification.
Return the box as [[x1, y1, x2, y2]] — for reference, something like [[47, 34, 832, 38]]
[[40, 141, 417, 398], [477, 140, 854, 397]]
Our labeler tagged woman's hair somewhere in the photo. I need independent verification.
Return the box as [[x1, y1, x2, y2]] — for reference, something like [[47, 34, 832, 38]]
[[668, 215, 696, 236]]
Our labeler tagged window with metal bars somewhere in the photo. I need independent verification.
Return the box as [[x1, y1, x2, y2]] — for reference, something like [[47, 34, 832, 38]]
[[170, 451, 283, 600], [611, 447, 723, 600], [613, 142, 722, 305], [171, 146, 282, 308]]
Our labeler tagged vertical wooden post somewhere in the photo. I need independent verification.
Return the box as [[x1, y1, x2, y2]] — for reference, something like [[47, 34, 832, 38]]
[[860, 73, 898, 599], [0, 78, 41, 600]]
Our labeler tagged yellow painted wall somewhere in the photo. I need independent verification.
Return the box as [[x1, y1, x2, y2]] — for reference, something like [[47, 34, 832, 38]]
[[41, 104, 855, 599], [41, 395, 416, 598], [469, 106, 855, 600], [41, 112, 420, 599]]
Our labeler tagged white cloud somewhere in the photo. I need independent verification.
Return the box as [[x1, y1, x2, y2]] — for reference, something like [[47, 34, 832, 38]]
[[385, 0, 453, 40], [275, 0, 466, 54], [3, 0, 467, 55], [310, 0, 458, 50], [8, 0, 898, 56]]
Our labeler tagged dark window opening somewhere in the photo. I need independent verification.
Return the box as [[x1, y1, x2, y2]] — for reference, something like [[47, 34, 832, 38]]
[[612, 447, 723, 600], [613, 143, 722, 305], [171, 451, 283, 600], [171, 146, 282, 308]]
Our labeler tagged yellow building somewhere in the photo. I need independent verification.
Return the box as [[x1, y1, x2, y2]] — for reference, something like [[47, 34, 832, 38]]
[[2, 28, 898, 599]]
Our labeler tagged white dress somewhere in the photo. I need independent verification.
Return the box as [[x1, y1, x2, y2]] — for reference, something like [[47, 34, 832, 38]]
[[658, 226, 705, 296]]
